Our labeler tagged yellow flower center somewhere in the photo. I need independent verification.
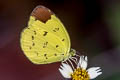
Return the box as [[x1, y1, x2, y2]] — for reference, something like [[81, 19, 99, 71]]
[[71, 68, 89, 80]]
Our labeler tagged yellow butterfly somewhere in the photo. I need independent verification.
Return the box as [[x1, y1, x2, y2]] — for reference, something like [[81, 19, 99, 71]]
[[20, 5, 76, 64]]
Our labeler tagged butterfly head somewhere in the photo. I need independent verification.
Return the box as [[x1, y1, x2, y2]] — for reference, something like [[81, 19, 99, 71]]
[[63, 49, 76, 61], [69, 49, 76, 57]]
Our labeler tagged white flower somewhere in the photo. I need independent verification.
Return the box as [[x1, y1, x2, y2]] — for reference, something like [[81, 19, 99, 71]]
[[59, 56, 102, 80]]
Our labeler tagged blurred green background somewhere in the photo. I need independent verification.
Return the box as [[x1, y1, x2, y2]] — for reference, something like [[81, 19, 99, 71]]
[[0, 0, 120, 80]]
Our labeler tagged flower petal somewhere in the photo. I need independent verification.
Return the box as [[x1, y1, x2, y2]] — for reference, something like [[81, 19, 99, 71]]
[[77, 56, 85, 68], [59, 63, 73, 78], [77, 56, 82, 68], [61, 63, 73, 73], [87, 67, 102, 79], [85, 56, 88, 61], [77, 56, 88, 69]]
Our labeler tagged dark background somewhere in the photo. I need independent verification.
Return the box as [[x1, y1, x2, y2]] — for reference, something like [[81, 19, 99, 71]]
[[0, 0, 120, 80]]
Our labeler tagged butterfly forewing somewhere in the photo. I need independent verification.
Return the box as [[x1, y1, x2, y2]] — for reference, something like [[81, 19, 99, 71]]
[[20, 6, 71, 64]]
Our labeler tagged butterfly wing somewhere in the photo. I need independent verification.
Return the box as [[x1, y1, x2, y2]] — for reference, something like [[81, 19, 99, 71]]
[[20, 6, 71, 64]]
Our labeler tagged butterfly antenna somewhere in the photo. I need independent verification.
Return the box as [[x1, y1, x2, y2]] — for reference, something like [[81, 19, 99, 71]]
[[76, 54, 80, 57], [75, 51, 82, 57]]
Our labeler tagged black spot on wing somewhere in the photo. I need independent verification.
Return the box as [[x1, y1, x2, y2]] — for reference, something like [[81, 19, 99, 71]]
[[53, 30, 56, 32], [62, 39, 65, 41], [27, 28, 30, 29], [43, 42, 48, 48], [43, 31, 48, 36], [54, 53, 57, 56], [33, 31, 37, 35], [56, 45, 59, 48], [44, 54, 48, 59], [32, 42, 35, 46], [32, 36, 34, 40], [53, 28, 59, 32], [44, 54, 47, 56], [43, 46, 45, 48]]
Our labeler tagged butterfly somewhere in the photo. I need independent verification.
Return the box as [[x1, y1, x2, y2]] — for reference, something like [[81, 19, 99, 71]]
[[20, 5, 76, 64]]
